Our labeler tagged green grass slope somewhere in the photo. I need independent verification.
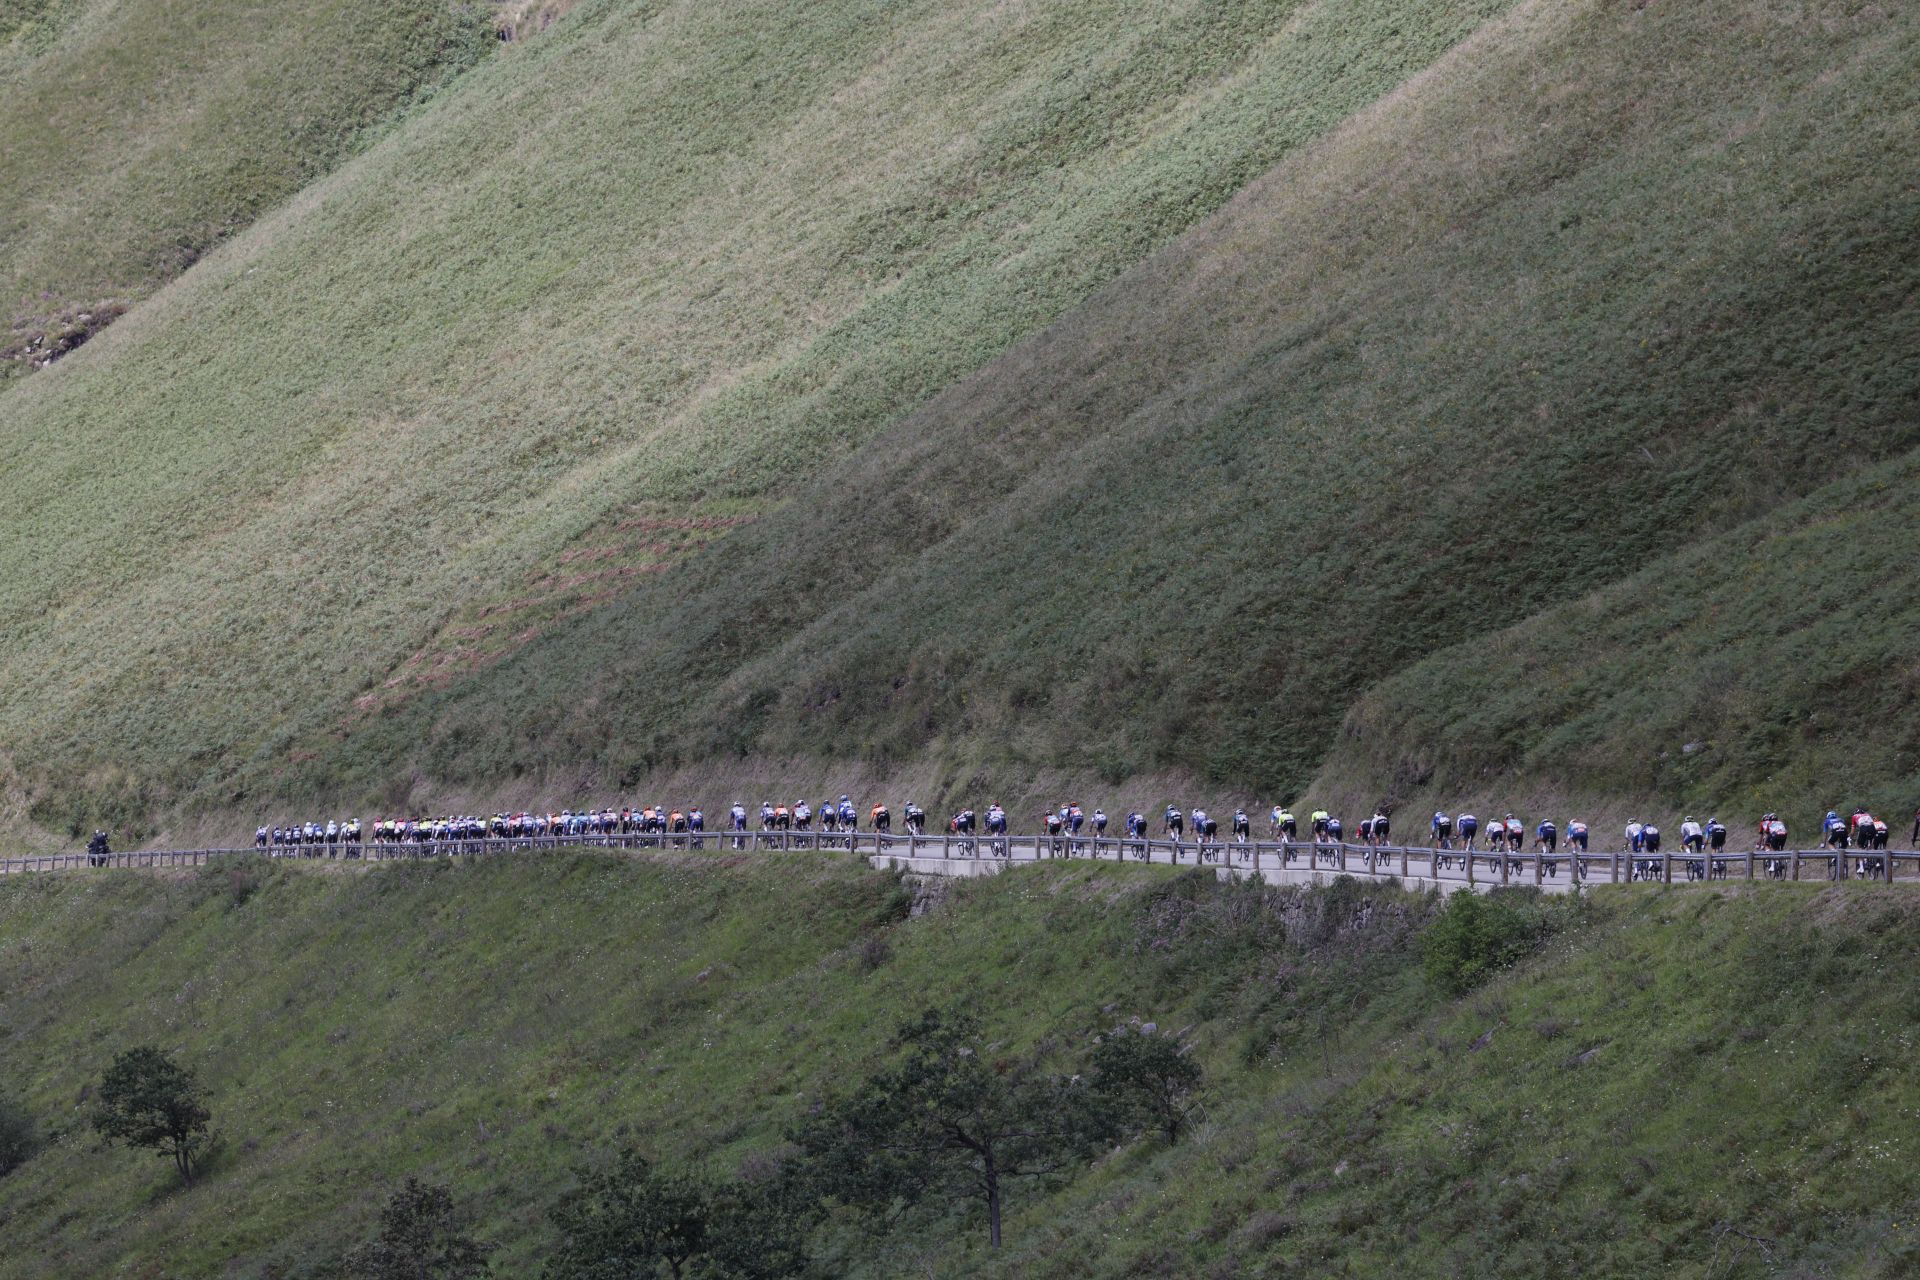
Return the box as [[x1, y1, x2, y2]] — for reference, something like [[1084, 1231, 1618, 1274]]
[[0, 0, 494, 373], [0, 858, 1915, 1278], [0, 0, 1533, 836], [1308, 444, 1920, 829], [368, 0, 1920, 814]]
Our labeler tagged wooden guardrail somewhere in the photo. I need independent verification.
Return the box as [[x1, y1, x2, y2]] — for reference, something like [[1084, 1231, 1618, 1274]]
[[1, 830, 1912, 891]]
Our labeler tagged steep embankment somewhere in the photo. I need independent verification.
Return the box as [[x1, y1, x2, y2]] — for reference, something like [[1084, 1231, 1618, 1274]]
[[328, 0, 1920, 816], [1, 0, 1915, 836], [0, 0, 495, 374], [1312, 446, 1920, 827], [1, 0, 1531, 834], [0, 858, 1915, 1277]]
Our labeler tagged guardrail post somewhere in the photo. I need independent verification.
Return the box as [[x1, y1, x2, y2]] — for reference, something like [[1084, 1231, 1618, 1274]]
[[1533, 850, 1542, 886], [1790, 848, 1801, 881], [1466, 850, 1475, 887], [1746, 850, 1755, 880]]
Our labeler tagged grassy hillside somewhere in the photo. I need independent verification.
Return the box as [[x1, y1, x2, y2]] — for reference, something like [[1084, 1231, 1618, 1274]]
[[0, 0, 1526, 836], [0, 0, 1914, 838], [0, 0, 495, 373], [1311, 446, 1920, 829], [0, 857, 1915, 1277], [361, 0, 1920, 816]]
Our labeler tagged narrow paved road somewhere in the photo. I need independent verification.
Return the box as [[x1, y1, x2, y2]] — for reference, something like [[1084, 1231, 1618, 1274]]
[[3, 832, 1907, 894]]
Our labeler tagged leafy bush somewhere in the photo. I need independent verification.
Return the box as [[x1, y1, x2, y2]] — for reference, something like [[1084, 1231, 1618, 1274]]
[[343, 1179, 490, 1280], [1421, 892, 1539, 997], [0, 1095, 36, 1178], [1087, 1026, 1203, 1145]]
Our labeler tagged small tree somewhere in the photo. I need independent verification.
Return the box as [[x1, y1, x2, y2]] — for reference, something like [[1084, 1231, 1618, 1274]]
[[90, 1046, 214, 1185], [343, 1178, 491, 1279], [546, 1150, 714, 1280], [545, 1149, 809, 1280], [1087, 1026, 1203, 1144], [792, 1008, 1101, 1248], [0, 1093, 37, 1177]]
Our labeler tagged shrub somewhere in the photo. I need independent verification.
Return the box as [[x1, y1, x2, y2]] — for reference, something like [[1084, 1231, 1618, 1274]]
[[1421, 892, 1538, 997], [343, 1178, 490, 1279], [0, 1094, 36, 1177]]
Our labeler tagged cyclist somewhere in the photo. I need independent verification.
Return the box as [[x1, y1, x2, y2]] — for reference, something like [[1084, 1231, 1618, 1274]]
[[1681, 816, 1704, 854], [1625, 819, 1644, 854], [1232, 808, 1250, 842], [1273, 806, 1296, 839], [1165, 805, 1184, 838], [906, 803, 927, 835], [1536, 818, 1557, 855], [984, 804, 1006, 836], [1640, 822, 1662, 880], [1371, 809, 1391, 846], [1851, 808, 1875, 847], [1092, 808, 1109, 837], [839, 797, 857, 831], [1503, 813, 1524, 853], [1457, 812, 1479, 851], [1311, 809, 1331, 842], [1067, 803, 1085, 836], [871, 802, 891, 834], [1823, 811, 1847, 850], [1701, 816, 1726, 879], [1125, 812, 1147, 839], [793, 800, 812, 830]]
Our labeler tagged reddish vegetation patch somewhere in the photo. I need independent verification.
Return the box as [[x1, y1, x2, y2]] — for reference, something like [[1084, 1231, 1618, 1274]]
[[556, 545, 622, 564], [615, 516, 754, 533], [340, 508, 759, 726]]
